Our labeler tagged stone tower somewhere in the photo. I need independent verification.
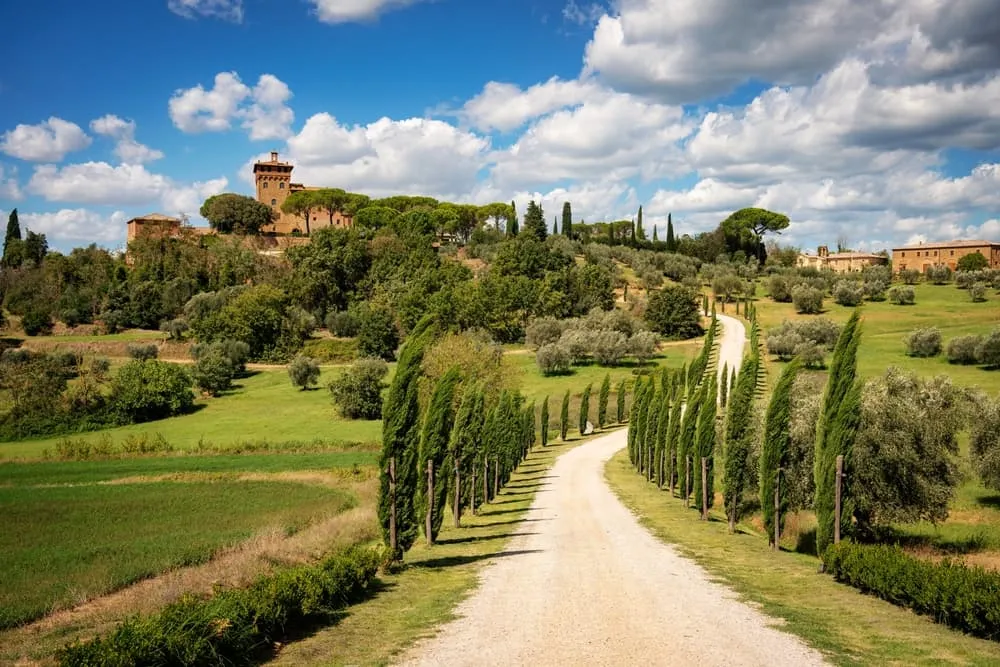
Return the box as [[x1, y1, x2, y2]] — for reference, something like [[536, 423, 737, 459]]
[[253, 151, 294, 222]]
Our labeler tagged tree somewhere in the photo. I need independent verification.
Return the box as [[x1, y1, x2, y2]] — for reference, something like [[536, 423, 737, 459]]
[[723, 355, 759, 532], [760, 359, 801, 547], [645, 285, 703, 339], [110, 360, 194, 424], [561, 202, 572, 239], [191, 345, 236, 396], [281, 191, 321, 235], [288, 355, 321, 390], [522, 200, 547, 240], [665, 213, 676, 252], [560, 389, 570, 440], [720, 207, 790, 264], [791, 285, 824, 314], [719, 362, 729, 408], [665, 386, 683, 492], [416, 367, 461, 544], [652, 225, 658, 242], [957, 252, 989, 272], [448, 383, 481, 526], [815, 310, 863, 556], [508, 200, 519, 237], [579, 383, 592, 435], [200, 193, 275, 234], [357, 307, 399, 361], [313, 188, 350, 225], [616, 378, 627, 423], [971, 393, 1000, 491], [693, 375, 717, 514], [677, 385, 700, 502], [330, 357, 388, 419], [598, 374, 611, 429], [2, 209, 22, 267], [541, 396, 550, 446], [22, 231, 47, 266], [635, 206, 646, 240]]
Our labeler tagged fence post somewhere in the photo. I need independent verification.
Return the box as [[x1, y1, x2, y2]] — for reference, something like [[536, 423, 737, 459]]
[[834, 455, 844, 545], [701, 456, 709, 520]]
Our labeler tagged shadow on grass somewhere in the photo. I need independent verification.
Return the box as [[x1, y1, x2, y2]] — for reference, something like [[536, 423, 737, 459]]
[[474, 517, 551, 528], [412, 549, 542, 569], [795, 527, 818, 555], [435, 532, 538, 546], [880, 528, 992, 555], [976, 493, 1000, 510], [478, 507, 543, 517]]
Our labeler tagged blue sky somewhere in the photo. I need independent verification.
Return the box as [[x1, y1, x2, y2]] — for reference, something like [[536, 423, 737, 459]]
[[1, 0, 998, 252]]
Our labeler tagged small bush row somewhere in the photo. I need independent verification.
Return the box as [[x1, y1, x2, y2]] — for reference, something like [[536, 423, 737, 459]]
[[58, 546, 383, 666], [824, 542, 1000, 641]]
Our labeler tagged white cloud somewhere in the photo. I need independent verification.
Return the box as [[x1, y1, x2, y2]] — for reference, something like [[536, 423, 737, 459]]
[[0, 117, 92, 162], [167, 0, 243, 22], [161, 177, 229, 218], [89, 115, 164, 164], [0, 165, 22, 201], [18, 208, 128, 243], [309, 0, 427, 24], [459, 77, 602, 133], [562, 1, 605, 26], [169, 72, 294, 140]]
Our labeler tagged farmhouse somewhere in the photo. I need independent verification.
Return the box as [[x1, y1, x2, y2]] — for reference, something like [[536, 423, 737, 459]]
[[796, 245, 888, 273], [253, 151, 354, 235], [891, 239, 1000, 274]]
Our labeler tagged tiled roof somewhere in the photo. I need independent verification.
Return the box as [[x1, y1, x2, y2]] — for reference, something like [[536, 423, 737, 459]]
[[892, 239, 1000, 251], [129, 213, 180, 223]]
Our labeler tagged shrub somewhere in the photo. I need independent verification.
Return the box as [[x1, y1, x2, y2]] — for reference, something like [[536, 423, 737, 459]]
[[793, 340, 826, 369], [903, 327, 942, 357], [925, 264, 952, 284], [57, 547, 382, 665], [957, 251, 989, 272], [971, 282, 988, 302], [559, 328, 594, 363], [766, 318, 841, 362], [126, 343, 158, 361], [795, 318, 841, 348], [356, 307, 399, 361], [628, 330, 658, 364], [768, 274, 793, 302], [644, 284, 702, 339], [288, 355, 321, 390], [525, 317, 565, 349], [977, 328, 1000, 368], [591, 330, 629, 366], [191, 346, 236, 396], [329, 357, 388, 419], [21, 308, 53, 336], [824, 542, 1000, 641], [888, 285, 915, 305], [160, 318, 188, 340], [955, 270, 982, 290], [791, 285, 824, 314], [946, 334, 983, 365], [536, 343, 571, 376], [862, 279, 887, 301], [109, 360, 194, 423], [899, 268, 921, 285], [832, 280, 863, 307], [59, 308, 83, 328], [325, 310, 360, 337]]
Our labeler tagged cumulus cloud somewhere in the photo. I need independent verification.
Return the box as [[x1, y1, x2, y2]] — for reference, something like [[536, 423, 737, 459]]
[[18, 208, 129, 244], [169, 72, 293, 140], [0, 117, 92, 162], [167, 0, 243, 22], [0, 165, 22, 201], [562, 1, 605, 26], [309, 0, 427, 23], [458, 77, 602, 133], [90, 115, 164, 164]]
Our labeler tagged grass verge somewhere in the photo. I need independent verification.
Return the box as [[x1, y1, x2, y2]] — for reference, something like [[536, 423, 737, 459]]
[[605, 450, 1000, 666]]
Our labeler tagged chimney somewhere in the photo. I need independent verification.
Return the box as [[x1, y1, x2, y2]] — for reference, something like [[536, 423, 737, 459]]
[[270, 151, 279, 162]]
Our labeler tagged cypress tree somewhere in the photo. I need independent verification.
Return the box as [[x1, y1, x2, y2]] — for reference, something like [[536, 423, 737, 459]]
[[815, 310, 863, 556], [379, 316, 436, 560], [597, 374, 611, 429], [540, 396, 549, 446], [677, 384, 700, 502], [665, 386, 683, 493], [666, 212, 676, 251], [652, 225, 658, 242], [635, 381, 654, 474], [719, 362, 729, 408], [761, 359, 801, 547], [561, 202, 572, 239], [579, 383, 592, 435], [616, 378, 627, 423], [523, 200, 547, 240], [636, 206, 646, 240], [629, 219, 636, 245], [654, 386, 671, 487], [449, 382, 480, 526], [644, 385, 661, 481], [723, 355, 759, 532], [560, 389, 570, 441], [627, 378, 645, 466], [553, 216, 559, 236], [417, 367, 461, 543], [693, 374, 718, 514], [3, 209, 21, 266]]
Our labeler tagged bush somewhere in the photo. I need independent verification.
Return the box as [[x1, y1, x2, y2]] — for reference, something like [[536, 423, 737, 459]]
[[110, 360, 194, 423], [329, 357, 388, 419], [824, 542, 1000, 641], [57, 546, 382, 666], [946, 334, 983, 365], [899, 268, 921, 285], [325, 311, 360, 337], [288, 355, 321, 390], [888, 285, 915, 305], [925, 264, 952, 284], [591, 330, 629, 366], [977, 328, 1000, 368], [971, 282, 988, 302], [356, 307, 399, 361], [160, 318, 188, 340], [59, 308, 83, 328], [903, 327, 942, 357], [192, 348, 236, 396], [525, 317, 565, 349], [793, 340, 826, 369], [791, 285, 824, 314], [957, 252, 989, 272], [21, 308, 53, 336], [795, 318, 841, 348], [644, 284, 702, 339], [768, 274, 793, 302], [628, 330, 658, 364], [832, 280, 864, 307], [766, 318, 840, 363], [126, 343, 158, 361], [536, 343, 571, 376], [862, 279, 887, 301]]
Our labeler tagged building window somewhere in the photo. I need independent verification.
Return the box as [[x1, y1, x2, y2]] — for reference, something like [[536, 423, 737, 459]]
[[950, 250, 954, 256], [262, 181, 268, 189], [271, 199, 277, 206], [279, 182, 285, 189]]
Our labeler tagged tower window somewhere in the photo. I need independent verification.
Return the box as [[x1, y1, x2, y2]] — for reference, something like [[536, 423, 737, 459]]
[[262, 181, 268, 189], [271, 199, 277, 206], [279, 182, 285, 189]]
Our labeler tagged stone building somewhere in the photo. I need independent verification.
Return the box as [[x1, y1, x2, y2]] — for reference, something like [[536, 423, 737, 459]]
[[253, 151, 353, 235], [796, 245, 889, 273], [125, 213, 183, 243], [892, 240, 1000, 273]]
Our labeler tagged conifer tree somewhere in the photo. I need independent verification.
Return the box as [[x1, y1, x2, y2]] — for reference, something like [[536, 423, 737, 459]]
[[628, 378, 645, 466], [597, 374, 611, 429], [560, 389, 570, 441], [666, 212, 676, 252], [562, 202, 573, 239], [677, 384, 701, 502], [507, 200, 519, 236], [665, 386, 683, 493], [654, 387, 671, 486], [719, 362, 729, 408], [644, 384, 661, 481], [2, 209, 21, 267], [636, 205, 646, 240], [579, 383, 592, 435], [635, 382, 654, 474], [760, 359, 801, 547], [629, 219, 636, 245], [693, 374, 718, 514], [540, 396, 549, 446], [553, 216, 559, 236], [417, 367, 461, 543], [815, 310, 863, 556], [723, 355, 759, 532], [652, 225, 658, 242], [379, 316, 436, 560], [616, 378, 627, 423], [449, 383, 481, 526], [523, 200, 547, 240]]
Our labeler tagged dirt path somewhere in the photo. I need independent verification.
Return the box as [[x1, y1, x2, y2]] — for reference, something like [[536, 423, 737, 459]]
[[397, 313, 825, 667], [715, 312, 747, 386]]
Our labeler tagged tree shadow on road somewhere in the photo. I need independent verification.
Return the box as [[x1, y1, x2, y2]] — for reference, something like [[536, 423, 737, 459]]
[[412, 550, 542, 569], [435, 532, 538, 546]]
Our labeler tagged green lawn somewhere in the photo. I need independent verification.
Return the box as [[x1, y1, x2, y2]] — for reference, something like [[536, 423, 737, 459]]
[[19, 329, 167, 344], [0, 368, 384, 460], [0, 478, 356, 629]]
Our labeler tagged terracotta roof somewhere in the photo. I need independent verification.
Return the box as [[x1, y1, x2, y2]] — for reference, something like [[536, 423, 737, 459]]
[[892, 239, 1000, 251], [825, 252, 886, 259], [128, 213, 180, 223]]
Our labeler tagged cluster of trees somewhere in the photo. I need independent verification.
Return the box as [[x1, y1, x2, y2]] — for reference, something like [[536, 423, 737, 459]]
[[526, 309, 658, 374], [903, 326, 1000, 369], [765, 318, 841, 368], [767, 265, 892, 313]]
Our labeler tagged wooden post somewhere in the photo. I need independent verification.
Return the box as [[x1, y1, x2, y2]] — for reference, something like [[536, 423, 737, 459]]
[[470, 465, 477, 516], [774, 469, 781, 551], [701, 456, 709, 521], [426, 460, 434, 545], [389, 457, 398, 558], [834, 455, 844, 544], [454, 461, 461, 528], [657, 450, 664, 488], [684, 457, 691, 507], [669, 462, 675, 496]]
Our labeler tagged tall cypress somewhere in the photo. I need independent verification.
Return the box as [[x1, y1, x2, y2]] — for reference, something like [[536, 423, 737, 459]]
[[508, 200, 519, 237], [616, 378, 627, 423], [417, 367, 461, 543], [636, 205, 646, 240], [723, 355, 759, 532], [449, 382, 479, 527], [2, 209, 21, 266], [629, 219, 636, 245], [561, 202, 572, 239], [560, 389, 570, 441], [665, 386, 683, 493], [644, 385, 661, 481], [761, 359, 801, 547], [579, 383, 592, 435], [666, 212, 676, 252], [597, 374, 611, 429], [540, 396, 549, 446], [815, 310, 863, 556], [523, 200, 547, 240], [654, 387, 671, 487], [652, 225, 658, 242], [677, 384, 700, 502], [635, 381, 653, 473], [719, 362, 729, 408], [693, 374, 718, 513], [553, 216, 559, 236], [628, 378, 645, 466]]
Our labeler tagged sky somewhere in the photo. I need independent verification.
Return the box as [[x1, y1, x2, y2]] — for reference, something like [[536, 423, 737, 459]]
[[1, 0, 999, 253]]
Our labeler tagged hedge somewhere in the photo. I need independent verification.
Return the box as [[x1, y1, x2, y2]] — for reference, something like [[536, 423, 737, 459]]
[[825, 542, 1000, 641], [58, 546, 383, 666]]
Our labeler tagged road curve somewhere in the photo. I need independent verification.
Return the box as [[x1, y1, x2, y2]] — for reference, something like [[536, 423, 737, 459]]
[[714, 311, 747, 390]]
